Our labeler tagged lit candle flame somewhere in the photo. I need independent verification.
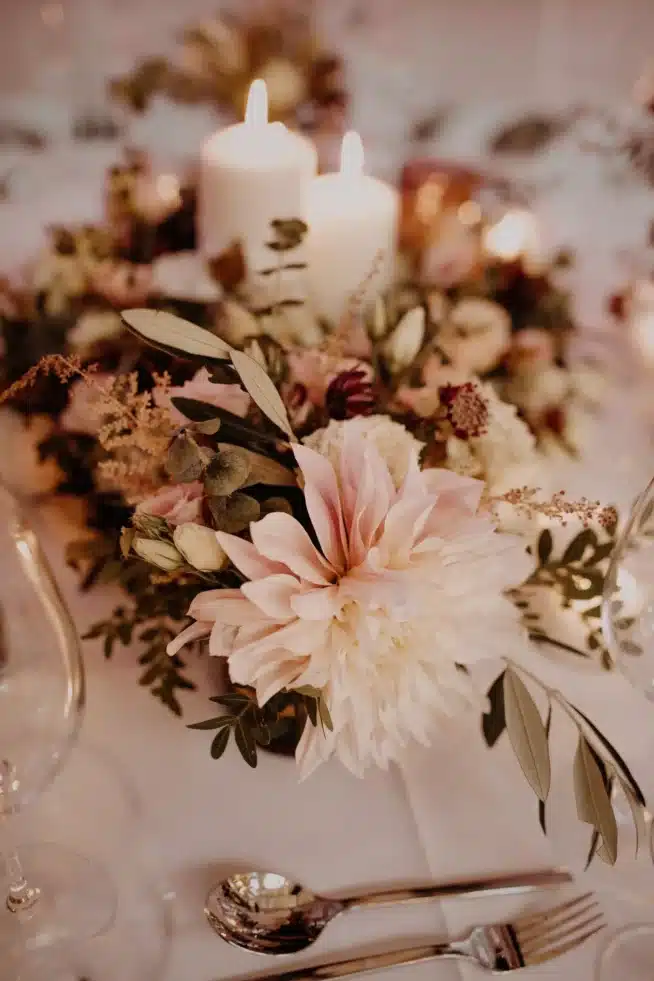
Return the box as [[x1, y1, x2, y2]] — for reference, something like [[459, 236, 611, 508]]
[[245, 79, 268, 127], [340, 131, 364, 177], [483, 209, 537, 262]]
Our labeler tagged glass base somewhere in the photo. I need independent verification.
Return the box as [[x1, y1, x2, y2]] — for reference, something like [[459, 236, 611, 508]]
[[596, 924, 654, 981], [0, 842, 116, 956]]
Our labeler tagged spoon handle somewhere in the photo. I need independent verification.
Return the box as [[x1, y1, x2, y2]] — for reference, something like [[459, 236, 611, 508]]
[[340, 867, 571, 911]]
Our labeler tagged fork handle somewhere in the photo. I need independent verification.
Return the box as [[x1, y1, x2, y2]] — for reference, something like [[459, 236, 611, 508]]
[[235, 942, 467, 981]]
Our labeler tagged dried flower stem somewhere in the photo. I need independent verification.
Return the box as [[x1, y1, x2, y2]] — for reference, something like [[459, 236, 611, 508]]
[[494, 486, 618, 530]]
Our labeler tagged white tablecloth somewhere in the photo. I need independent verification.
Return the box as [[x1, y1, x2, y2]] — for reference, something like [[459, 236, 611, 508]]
[[3, 7, 654, 974]]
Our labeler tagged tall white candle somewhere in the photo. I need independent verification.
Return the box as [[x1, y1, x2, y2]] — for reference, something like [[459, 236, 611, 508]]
[[199, 80, 317, 288], [306, 132, 399, 327]]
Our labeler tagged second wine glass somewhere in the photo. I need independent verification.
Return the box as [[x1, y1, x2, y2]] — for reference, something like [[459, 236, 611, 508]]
[[0, 484, 116, 963]]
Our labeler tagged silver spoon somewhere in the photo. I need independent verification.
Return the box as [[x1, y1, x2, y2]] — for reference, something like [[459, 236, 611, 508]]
[[205, 868, 571, 955]]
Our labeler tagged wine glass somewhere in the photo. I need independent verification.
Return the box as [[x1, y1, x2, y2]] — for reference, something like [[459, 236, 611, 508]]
[[598, 474, 654, 980], [0, 483, 116, 965]]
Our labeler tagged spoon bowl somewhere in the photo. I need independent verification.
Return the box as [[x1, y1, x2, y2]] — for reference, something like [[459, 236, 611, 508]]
[[205, 868, 572, 956]]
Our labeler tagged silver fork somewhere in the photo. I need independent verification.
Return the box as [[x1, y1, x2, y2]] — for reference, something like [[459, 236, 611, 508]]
[[230, 893, 605, 980]]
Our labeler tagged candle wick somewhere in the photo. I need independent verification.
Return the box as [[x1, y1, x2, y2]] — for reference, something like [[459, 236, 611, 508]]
[[245, 79, 269, 128]]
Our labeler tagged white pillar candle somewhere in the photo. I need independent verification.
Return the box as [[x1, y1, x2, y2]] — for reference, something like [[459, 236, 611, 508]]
[[199, 80, 317, 288], [306, 132, 399, 327]]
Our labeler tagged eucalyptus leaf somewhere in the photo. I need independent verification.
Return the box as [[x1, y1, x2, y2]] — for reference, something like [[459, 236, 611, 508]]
[[482, 671, 506, 747], [573, 736, 618, 865], [210, 726, 231, 760], [240, 448, 296, 487], [208, 493, 261, 533], [194, 418, 223, 435], [166, 433, 205, 482], [230, 348, 294, 439], [503, 668, 551, 801], [122, 309, 231, 360], [204, 447, 251, 496], [261, 497, 294, 517]]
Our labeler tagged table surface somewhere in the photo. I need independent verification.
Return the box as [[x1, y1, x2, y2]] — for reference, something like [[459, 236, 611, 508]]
[[2, 6, 654, 977]]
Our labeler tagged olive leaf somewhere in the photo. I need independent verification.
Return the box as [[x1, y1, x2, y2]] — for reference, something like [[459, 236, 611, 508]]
[[122, 309, 231, 360], [166, 433, 206, 482], [210, 727, 231, 760], [187, 715, 235, 731], [208, 493, 261, 533], [503, 668, 551, 801], [564, 703, 646, 805], [561, 529, 598, 565], [230, 348, 295, 439], [235, 720, 258, 767], [318, 696, 334, 732], [538, 702, 553, 835], [170, 396, 224, 422], [619, 781, 645, 858], [203, 447, 251, 497], [573, 736, 618, 865], [537, 529, 553, 565], [482, 671, 506, 747]]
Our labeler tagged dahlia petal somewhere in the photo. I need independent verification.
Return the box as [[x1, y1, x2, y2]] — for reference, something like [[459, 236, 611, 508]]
[[216, 532, 290, 581], [241, 574, 302, 621], [290, 584, 341, 620], [293, 444, 347, 571], [166, 620, 211, 656], [208, 622, 239, 657], [236, 616, 330, 661], [254, 660, 306, 706], [350, 446, 394, 563], [249, 512, 335, 585], [422, 468, 484, 514], [296, 719, 333, 779], [189, 588, 257, 626]]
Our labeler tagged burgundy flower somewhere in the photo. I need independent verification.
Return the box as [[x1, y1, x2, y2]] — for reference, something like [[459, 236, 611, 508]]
[[440, 382, 489, 439], [325, 369, 375, 420]]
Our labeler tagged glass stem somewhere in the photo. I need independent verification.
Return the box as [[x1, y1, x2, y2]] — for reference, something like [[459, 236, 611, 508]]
[[0, 760, 41, 914]]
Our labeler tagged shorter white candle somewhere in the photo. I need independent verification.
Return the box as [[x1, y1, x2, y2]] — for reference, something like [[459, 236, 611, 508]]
[[306, 132, 399, 326], [199, 80, 317, 289]]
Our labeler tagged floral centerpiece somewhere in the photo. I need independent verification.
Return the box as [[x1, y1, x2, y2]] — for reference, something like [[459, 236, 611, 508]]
[[4, 291, 642, 866]]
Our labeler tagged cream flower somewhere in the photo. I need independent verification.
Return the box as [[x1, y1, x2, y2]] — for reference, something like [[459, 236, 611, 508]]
[[135, 482, 204, 526], [60, 374, 115, 435], [446, 383, 538, 491], [439, 298, 511, 374], [68, 311, 125, 350], [169, 420, 531, 777], [303, 415, 424, 489]]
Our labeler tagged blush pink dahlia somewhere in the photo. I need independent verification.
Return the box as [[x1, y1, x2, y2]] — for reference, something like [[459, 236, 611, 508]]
[[169, 420, 531, 777]]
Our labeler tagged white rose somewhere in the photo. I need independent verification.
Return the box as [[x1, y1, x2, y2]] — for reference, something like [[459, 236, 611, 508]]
[[133, 538, 183, 571], [153, 252, 222, 304], [439, 298, 511, 374], [304, 416, 424, 489], [68, 311, 125, 350], [173, 523, 227, 572], [383, 306, 426, 373], [446, 383, 538, 491]]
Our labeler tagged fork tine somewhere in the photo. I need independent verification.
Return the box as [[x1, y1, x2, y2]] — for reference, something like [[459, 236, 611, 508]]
[[517, 897, 599, 943], [519, 910, 605, 958], [525, 922, 606, 966], [515, 891, 594, 934]]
